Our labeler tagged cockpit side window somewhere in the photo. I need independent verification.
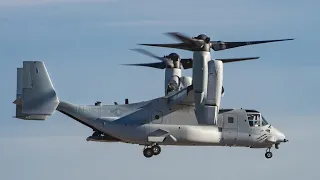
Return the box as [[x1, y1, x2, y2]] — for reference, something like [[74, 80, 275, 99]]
[[248, 115, 254, 127], [247, 113, 261, 127]]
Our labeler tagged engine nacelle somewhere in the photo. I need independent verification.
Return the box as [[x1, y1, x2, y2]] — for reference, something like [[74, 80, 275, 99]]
[[195, 60, 223, 125], [165, 68, 181, 95], [192, 51, 210, 105], [203, 60, 223, 125], [181, 76, 192, 88], [206, 60, 223, 107], [179, 76, 194, 105]]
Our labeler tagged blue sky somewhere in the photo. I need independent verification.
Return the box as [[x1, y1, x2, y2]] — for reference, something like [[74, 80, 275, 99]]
[[0, 0, 319, 179]]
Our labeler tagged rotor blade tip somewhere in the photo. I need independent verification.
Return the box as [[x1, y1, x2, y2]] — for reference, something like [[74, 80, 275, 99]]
[[138, 43, 157, 46], [165, 32, 177, 35]]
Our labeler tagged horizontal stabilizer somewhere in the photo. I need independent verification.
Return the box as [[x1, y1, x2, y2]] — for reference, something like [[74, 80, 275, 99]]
[[14, 61, 59, 120]]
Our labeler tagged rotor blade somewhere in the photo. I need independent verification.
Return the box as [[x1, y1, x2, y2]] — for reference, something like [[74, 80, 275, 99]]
[[216, 57, 260, 63], [131, 48, 164, 61], [211, 39, 294, 51], [165, 32, 195, 44], [180, 57, 259, 68], [122, 62, 165, 69], [140, 33, 202, 51], [139, 43, 193, 51], [180, 58, 193, 69]]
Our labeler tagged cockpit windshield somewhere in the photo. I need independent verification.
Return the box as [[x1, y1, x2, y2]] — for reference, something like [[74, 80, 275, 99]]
[[262, 116, 269, 126], [247, 113, 269, 127]]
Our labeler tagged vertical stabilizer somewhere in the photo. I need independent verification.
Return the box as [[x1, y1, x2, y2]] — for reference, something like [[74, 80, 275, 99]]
[[13, 61, 59, 120]]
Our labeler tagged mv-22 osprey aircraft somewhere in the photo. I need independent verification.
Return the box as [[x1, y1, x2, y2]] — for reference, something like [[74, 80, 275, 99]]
[[13, 32, 292, 159]]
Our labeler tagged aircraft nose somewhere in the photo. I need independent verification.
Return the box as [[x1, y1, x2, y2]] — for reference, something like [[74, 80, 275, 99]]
[[275, 130, 287, 143]]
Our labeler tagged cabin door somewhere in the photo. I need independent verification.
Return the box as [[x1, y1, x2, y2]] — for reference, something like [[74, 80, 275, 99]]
[[222, 113, 238, 145]]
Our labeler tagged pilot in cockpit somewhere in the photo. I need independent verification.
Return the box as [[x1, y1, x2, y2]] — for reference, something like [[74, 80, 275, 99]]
[[248, 115, 254, 127], [254, 120, 259, 127], [254, 114, 260, 127], [248, 114, 261, 127]]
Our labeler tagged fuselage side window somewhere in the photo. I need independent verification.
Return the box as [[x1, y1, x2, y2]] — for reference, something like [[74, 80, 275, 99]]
[[228, 117, 234, 123]]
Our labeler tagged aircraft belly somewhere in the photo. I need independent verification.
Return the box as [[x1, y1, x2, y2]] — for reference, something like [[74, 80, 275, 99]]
[[101, 123, 148, 143], [236, 132, 251, 146], [147, 124, 222, 145], [180, 125, 222, 144], [222, 129, 237, 145]]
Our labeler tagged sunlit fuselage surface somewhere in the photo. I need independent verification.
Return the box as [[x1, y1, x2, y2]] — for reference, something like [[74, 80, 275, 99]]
[[56, 102, 286, 150]]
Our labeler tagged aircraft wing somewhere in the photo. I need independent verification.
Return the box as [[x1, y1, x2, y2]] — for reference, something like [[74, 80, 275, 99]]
[[164, 85, 193, 106], [112, 85, 193, 124]]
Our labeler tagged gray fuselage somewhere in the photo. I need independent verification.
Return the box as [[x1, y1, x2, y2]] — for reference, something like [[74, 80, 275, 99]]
[[57, 101, 285, 148]]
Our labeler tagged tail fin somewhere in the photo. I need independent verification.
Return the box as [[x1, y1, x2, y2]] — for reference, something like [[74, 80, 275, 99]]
[[13, 61, 59, 120]]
